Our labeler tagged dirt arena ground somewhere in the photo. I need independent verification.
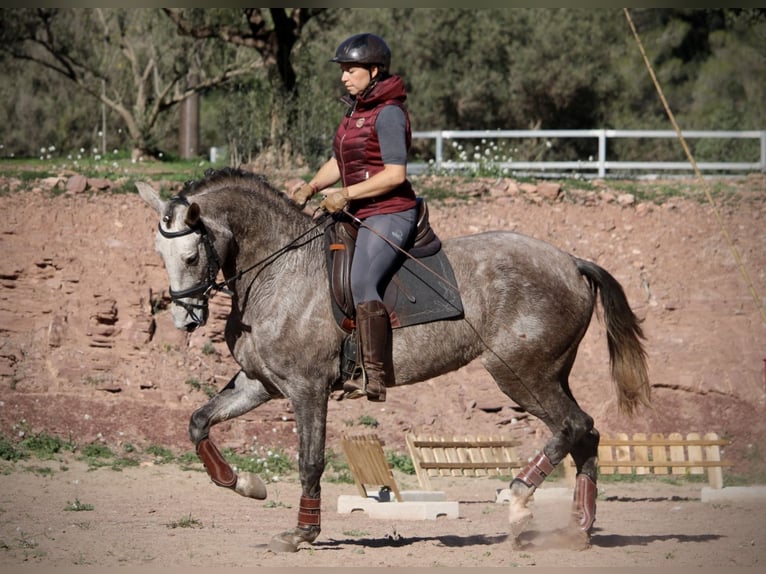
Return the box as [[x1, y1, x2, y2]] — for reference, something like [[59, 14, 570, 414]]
[[1, 454, 764, 567]]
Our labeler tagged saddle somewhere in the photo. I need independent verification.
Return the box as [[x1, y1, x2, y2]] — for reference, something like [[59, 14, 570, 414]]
[[323, 197, 464, 334]]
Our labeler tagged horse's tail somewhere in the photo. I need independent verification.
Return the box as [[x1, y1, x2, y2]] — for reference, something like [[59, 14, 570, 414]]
[[575, 258, 651, 416]]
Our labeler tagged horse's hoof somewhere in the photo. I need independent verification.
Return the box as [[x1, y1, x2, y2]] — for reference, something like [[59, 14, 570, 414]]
[[234, 472, 267, 499], [509, 510, 533, 539], [508, 499, 534, 539], [269, 526, 321, 553]]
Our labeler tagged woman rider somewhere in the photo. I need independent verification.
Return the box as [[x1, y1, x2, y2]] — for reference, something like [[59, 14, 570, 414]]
[[291, 33, 418, 402]]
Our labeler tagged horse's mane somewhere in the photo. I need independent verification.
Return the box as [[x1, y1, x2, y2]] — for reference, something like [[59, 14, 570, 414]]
[[178, 167, 302, 215]]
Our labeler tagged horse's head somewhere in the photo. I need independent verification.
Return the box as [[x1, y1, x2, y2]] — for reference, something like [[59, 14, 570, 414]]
[[137, 182, 232, 331]]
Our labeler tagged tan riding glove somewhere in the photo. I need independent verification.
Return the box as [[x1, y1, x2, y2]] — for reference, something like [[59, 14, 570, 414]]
[[292, 183, 317, 209], [320, 188, 350, 213]]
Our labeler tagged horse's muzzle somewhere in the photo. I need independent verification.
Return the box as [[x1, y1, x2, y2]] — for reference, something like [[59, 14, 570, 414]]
[[172, 299, 208, 331]]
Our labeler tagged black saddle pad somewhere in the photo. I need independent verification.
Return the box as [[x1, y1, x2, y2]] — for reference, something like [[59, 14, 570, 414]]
[[383, 248, 464, 329]]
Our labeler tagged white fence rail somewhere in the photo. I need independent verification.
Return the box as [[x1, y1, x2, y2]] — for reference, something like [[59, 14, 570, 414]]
[[409, 129, 766, 178]]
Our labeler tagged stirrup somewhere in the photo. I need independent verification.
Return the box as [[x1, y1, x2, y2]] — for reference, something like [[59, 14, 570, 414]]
[[342, 371, 367, 400], [341, 375, 385, 402], [342, 382, 367, 400]]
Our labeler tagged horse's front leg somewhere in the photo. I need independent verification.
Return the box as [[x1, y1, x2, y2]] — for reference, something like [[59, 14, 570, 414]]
[[269, 383, 330, 553], [190, 370, 276, 499]]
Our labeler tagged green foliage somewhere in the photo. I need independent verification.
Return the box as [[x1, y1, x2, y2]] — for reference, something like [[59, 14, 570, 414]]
[[177, 450, 204, 471], [0, 435, 28, 462], [64, 499, 94, 512], [386, 450, 415, 475], [2, 423, 74, 461], [357, 415, 379, 428], [201, 341, 217, 356], [221, 445, 295, 481], [324, 447, 354, 484], [145, 445, 175, 464], [166, 514, 203, 529], [77, 442, 139, 471], [185, 378, 218, 399], [2, 9, 763, 166]]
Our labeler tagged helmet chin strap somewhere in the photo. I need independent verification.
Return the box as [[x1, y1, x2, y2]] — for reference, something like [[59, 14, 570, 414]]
[[360, 67, 380, 99]]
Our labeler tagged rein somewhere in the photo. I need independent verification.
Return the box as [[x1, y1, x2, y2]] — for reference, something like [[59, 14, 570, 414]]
[[159, 195, 325, 308]]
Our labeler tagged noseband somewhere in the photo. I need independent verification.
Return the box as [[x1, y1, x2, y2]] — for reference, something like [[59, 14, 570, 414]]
[[158, 196, 226, 320]]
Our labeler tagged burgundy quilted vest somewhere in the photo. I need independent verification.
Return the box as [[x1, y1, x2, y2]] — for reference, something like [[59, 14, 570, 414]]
[[333, 75, 417, 219]]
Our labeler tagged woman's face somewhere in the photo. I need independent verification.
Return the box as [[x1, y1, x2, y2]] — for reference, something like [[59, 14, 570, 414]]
[[340, 64, 378, 96]]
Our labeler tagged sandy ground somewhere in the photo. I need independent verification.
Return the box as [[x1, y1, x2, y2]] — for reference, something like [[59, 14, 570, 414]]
[[0, 454, 764, 568]]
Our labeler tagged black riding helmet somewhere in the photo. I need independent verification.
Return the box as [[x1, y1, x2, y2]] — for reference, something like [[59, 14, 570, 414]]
[[331, 33, 391, 75]]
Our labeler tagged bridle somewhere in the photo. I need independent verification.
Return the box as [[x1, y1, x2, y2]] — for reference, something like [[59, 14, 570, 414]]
[[158, 196, 226, 323], [158, 195, 325, 323]]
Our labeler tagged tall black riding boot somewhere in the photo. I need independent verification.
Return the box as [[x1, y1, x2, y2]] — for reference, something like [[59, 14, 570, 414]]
[[343, 300, 394, 402]]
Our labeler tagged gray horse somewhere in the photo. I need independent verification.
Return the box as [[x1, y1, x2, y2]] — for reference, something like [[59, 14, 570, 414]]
[[137, 168, 649, 552]]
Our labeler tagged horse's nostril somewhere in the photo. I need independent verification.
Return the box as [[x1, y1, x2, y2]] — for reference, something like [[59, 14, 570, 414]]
[[185, 323, 199, 333]]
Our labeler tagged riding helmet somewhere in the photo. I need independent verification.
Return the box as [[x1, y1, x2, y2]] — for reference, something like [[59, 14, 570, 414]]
[[331, 33, 391, 73]]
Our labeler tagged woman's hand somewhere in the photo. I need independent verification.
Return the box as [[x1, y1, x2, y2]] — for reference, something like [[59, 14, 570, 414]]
[[320, 188, 349, 213], [291, 182, 317, 209]]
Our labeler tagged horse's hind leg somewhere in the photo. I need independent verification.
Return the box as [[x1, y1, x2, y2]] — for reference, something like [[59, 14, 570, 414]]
[[508, 398, 599, 534], [190, 370, 276, 500], [487, 359, 598, 535], [569, 427, 599, 531]]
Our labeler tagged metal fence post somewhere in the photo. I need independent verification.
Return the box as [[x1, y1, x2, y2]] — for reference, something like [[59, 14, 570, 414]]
[[435, 132, 444, 171], [598, 129, 607, 178]]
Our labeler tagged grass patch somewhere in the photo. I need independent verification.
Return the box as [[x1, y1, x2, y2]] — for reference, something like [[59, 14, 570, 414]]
[[221, 445, 295, 482], [185, 377, 218, 399], [177, 450, 205, 471], [77, 443, 139, 471], [145, 444, 175, 464], [0, 424, 75, 462], [357, 415, 379, 428], [323, 448, 354, 484], [598, 471, 708, 485], [386, 450, 415, 475], [64, 498, 94, 512], [24, 465, 55, 477], [166, 514, 202, 529]]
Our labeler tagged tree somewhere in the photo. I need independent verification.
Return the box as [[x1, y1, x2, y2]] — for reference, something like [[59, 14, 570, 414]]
[[163, 8, 328, 166], [0, 8, 265, 159]]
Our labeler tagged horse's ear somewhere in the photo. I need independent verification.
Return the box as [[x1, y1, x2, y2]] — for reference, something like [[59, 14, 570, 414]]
[[185, 203, 201, 227], [136, 182, 165, 214]]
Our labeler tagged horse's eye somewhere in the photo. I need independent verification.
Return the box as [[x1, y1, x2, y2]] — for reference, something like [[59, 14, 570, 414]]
[[184, 251, 200, 266]]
